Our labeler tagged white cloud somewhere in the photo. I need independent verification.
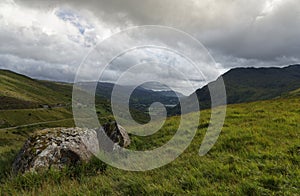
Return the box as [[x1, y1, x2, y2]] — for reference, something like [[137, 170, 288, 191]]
[[0, 0, 299, 93], [0, 0, 122, 82]]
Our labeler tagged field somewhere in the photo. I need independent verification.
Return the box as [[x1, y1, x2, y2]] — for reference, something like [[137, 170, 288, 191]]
[[0, 96, 299, 195]]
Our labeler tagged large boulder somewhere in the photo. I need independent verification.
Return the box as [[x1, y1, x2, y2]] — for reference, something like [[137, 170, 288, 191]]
[[12, 122, 130, 174]]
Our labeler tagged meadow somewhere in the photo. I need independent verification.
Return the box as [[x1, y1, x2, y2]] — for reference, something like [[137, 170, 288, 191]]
[[0, 96, 299, 195]]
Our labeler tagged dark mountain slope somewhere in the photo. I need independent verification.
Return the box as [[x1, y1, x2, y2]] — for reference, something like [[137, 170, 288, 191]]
[[95, 82, 183, 122], [96, 82, 181, 105], [170, 64, 300, 115]]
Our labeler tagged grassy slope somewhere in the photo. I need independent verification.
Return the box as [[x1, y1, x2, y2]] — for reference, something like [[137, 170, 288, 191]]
[[0, 96, 299, 195], [0, 69, 113, 130], [0, 108, 73, 129], [0, 70, 71, 108]]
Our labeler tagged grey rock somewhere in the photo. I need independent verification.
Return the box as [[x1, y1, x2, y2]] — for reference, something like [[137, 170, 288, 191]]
[[13, 122, 130, 174]]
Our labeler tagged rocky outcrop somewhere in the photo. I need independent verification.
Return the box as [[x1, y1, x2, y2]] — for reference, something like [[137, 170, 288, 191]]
[[102, 121, 131, 148], [12, 122, 130, 174]]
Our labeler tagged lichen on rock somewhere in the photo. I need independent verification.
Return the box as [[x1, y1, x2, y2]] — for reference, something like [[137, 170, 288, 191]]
[[12, 122, 130, 174]]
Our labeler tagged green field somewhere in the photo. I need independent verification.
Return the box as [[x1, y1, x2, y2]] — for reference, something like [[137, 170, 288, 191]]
[[0, 96, 299, 195]]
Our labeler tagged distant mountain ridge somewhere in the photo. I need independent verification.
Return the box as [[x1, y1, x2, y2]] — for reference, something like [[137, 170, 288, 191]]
[[2, 64, 300, 117], [78, 81, 183, 120], [0, 70, 182, 121], [170, 64, 300, 115]]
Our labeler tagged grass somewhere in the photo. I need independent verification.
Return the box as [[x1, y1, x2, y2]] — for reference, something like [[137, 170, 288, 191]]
[[0, 108, 73, 129], [0, 96, 299, 195], [0, 70, 72, 106]]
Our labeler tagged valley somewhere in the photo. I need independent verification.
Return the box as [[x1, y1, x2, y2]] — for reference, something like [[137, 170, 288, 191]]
[[0, 66, 299, 194]]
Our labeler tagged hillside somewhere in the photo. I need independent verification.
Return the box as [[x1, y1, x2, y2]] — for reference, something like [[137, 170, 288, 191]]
[[0, 70, 72, 109], [170, 64, 300, 114], [0, 70, 114, 130], [0, 95, 299, 195], [0, 69, 113, 114]]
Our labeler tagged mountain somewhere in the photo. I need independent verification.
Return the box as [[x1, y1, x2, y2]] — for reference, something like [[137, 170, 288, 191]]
[[95, 82, 182, 106], [170, 64, 300, 115], [72, 81, 182, 107], [96, 82, 183, 123], [76, 82, 184, 121], [0, 69, 181, 123], [3, 64, 300, 117]]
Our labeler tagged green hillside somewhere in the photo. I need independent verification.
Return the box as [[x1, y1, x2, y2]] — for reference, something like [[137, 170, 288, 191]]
[[0, 70, 72, 109], [0, 95, 299, 195], [0, 70, 114, 133]]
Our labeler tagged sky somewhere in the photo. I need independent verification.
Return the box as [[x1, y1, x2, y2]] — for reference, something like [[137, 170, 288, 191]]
[[0, 0, 300, 94]]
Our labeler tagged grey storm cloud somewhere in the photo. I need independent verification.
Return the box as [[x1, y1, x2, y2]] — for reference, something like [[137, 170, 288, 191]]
[[1, 0, 300, 93]]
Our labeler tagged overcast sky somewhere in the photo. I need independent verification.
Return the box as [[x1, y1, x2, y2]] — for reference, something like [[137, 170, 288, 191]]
[[0, 0, 300, 93]]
